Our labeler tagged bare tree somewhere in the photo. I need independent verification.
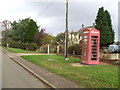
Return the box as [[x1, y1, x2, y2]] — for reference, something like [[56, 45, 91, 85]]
[[1, 20, 11, 31], [1, 20, 12, 42]]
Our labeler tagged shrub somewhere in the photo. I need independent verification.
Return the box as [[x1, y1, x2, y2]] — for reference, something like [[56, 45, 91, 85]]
[[9, 42, 23, 49], [49, 45, 56, 53], [6, 41, 38, 51], [26, 43, 39, 51], [20, 43, 27, 50], [40, 45, 48, 53], [9, 42, 21, 48], [59, 45, 64, 53], [68, 44, 82, 55], [2, 41, 7, 47]]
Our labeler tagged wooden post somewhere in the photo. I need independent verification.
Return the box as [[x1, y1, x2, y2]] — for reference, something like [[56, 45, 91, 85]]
[[57, 45, 59, 53], [7, 43, 9, 48], [48, 45, 49, 54]]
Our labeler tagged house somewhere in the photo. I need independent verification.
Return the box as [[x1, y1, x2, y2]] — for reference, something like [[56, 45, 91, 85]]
[[68, 23, 95, 46]]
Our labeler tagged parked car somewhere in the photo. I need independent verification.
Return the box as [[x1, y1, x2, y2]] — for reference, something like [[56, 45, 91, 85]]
[[108, 44, 120, 53]]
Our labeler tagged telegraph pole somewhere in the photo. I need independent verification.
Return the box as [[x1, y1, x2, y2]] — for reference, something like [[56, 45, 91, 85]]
[[65, 0, 69, 60]]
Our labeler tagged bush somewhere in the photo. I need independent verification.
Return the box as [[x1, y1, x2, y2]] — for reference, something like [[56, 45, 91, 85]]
[[68, 44, 82, 55], [49, 45, 56, 53], [2, 41, 7, 47], [59, 45, 64, 53], [26, 43, 39, 51], [6, 41, 38, 51], [40, 45, 48, 53], [20, 43, 27, 50], [9, 42, 21, 48]]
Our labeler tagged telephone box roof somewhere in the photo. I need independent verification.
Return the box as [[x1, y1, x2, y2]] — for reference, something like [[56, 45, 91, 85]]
[[84, 28, 99, 31]]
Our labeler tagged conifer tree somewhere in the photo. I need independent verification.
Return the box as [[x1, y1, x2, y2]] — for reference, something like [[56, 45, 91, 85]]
[[95, 7, 114, 46]]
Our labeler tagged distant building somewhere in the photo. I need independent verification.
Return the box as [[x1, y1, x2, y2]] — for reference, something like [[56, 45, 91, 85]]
[[68, 32, 80, 46], [68, 23, 95, 46], [78, 23, 96, 41]]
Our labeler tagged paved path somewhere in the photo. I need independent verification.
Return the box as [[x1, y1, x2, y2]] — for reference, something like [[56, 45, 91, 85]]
[[2, 50, 49, 88], [15, 53, 55, 56]]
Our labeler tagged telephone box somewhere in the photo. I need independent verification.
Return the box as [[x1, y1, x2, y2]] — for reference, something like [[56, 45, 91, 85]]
[[82, 28, 100, 65]]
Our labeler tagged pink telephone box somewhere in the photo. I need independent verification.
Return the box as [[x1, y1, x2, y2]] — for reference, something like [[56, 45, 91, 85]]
[[82, 28, 100, 65]]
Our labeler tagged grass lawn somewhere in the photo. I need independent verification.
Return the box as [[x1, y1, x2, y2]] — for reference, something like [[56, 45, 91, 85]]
[[4, 47, 39, 53], [21, 55, 118, 88]]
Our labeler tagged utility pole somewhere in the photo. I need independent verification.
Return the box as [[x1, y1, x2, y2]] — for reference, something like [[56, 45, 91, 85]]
[[65, 0, 69, 60]]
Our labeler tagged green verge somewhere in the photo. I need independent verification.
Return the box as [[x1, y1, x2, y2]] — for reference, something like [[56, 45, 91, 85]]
[[21, 55, 118, 88], [4, 47, 39, 53]]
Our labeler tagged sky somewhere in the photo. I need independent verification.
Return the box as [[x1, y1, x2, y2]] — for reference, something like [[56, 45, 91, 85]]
[[0, 0, 119, 41]]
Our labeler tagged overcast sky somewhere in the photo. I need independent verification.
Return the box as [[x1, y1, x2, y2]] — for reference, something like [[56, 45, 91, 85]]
[[0, 0, 119, 41]]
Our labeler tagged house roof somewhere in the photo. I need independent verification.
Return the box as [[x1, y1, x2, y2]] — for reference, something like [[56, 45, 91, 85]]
[[78, 25, 95, 36]]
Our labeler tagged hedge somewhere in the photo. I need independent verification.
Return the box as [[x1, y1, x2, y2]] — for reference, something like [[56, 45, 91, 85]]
[[68, 44, 82, 55], [3, 41, 38, 51]]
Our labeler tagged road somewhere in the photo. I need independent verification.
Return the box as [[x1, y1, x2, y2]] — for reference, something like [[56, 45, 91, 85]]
[[2, 50, 49, 88]]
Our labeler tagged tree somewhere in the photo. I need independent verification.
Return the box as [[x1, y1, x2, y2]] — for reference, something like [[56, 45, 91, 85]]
[[95, 7, 115, 46], [34, 29, 55, 47], [1, 20, 11, 31], [42, 33, 55, 45], [24, 18, 39, 43], [11, 18, 39, 43], [56, 32, 65, 45], [1, 20, 12, 42], [34, 28, 45, 47], [11, 21, 20, 42], [105, 10, 115, 44], [1, 30, 12, 42]]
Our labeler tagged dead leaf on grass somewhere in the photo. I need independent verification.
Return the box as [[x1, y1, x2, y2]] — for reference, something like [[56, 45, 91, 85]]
[[111, 84, 114, 86]]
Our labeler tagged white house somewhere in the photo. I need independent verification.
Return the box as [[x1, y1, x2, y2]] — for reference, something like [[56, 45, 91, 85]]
[[68, 23, 95, 46]]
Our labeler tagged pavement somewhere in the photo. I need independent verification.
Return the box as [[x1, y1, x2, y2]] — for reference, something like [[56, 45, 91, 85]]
[[2, 51, 49, 88], [1, 48, 80, 88]]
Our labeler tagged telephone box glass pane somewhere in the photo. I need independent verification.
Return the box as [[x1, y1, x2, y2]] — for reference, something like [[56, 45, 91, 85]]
[[91, 58, 97, 60], [83, 36, 88, 60], [91, 55, 97, 58], [84, 39, 88, 41], [92, 45, 97, 48], [84, 41, 87, 45], [93, 55, 97, 57], [92, 36, 98, 38], [84, 36, 88, 38], [92, 52, 97, 54], [92, 49, 97, 50]]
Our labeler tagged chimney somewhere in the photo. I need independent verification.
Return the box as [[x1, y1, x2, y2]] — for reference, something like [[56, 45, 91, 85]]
[[93, 23, 96, 26], [82, 24, 84, 27]]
